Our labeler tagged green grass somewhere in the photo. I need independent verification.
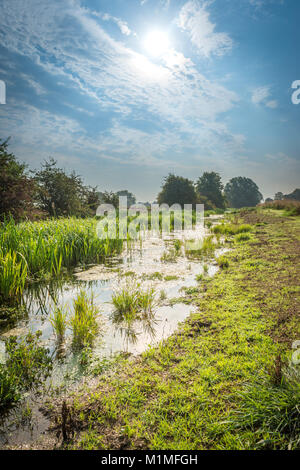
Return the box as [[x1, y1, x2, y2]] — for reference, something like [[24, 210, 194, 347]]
[[212, 223, 252, 236], [0, 217, 123, 302], [70, 290, 100, 349], [0, 249, 27, 302], [44, 210, 300, 451], [50, 305, 68, 342], [111, 282, 156, 343], [217, 255, 229, 269], [235, 233, 251, 243], [185, 235, 215, 259]]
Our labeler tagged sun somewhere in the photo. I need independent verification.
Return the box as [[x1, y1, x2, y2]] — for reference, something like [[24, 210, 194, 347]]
[[143, 30, 170, 57]]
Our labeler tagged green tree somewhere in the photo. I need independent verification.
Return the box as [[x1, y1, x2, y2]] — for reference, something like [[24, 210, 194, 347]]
[[99, 191, 120, 209], [284, 189, 300, 201], [196, 172, 226, 209], [34, 158, 91, 217], [225, 177, 263, 208], [116, 190, 136, 207], [0, 138, 35, 220], [275, 192, 284, 201], [86, 187, 102, 213], [157, 174, 198, 208]]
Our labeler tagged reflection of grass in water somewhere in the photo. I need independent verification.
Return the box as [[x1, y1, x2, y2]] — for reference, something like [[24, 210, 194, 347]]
[[111, 282, 157, 346], [159, 289, 167, 302], [70, 290, 100, 350]]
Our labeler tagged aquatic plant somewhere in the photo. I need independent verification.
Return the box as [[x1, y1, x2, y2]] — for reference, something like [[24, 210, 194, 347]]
[[50, 306, 68, 341], [111, 282, 157, 344], [70, 290, 100, 349], [0, 250, 27, 302], [0, 217, 123, 302], [160, 248, 178, 263], [185, 235, 216, 259]]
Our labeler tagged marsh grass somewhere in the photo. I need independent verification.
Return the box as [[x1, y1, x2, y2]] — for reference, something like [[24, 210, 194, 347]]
[[111, 282, 157, 344], [185, 235, 215, 259], [235, 233, 251, 243], [217, 255, 230, 269], [160, 248, 178, 263], [0, 250, 27, 302], [50, 306, 68, 342], [212, 223, 252, 236], [70, 290, 100, 349], [0, 217, 123, 302]]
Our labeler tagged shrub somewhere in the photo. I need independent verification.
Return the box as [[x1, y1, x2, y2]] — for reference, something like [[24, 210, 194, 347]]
[[0, 331, 52, 411]]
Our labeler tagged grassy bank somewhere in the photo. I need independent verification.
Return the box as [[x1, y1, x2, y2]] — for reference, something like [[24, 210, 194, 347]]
[[20, 210, 300, 449]]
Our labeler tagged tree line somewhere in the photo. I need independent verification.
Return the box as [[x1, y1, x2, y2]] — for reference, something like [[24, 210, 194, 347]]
[[4, 136, 297, 221], [0, 138, 136, 220], [157, 173, 263, 210]]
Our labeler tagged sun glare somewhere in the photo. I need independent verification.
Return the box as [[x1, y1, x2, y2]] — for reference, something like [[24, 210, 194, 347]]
[[143, 31, 170, 57]]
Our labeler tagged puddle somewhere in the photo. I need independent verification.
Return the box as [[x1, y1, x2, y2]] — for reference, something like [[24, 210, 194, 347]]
[[0, 220, 227, 448]]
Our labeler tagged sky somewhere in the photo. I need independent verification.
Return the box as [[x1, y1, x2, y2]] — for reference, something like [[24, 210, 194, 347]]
[[0, 0, 299, 201]]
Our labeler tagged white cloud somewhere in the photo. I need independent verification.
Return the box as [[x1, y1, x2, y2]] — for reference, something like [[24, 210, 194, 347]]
[[251, 86, 278, 108], [176, 0, 233, 57], [266, 100, 278, 109], [20, 73, 47, 95], [251, 86, 270, 104], [0, 0, 244, 177], [100, 13, 132, 36]]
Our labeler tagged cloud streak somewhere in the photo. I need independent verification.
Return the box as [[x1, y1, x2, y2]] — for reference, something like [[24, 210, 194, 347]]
[[176, 0, 233, 57]]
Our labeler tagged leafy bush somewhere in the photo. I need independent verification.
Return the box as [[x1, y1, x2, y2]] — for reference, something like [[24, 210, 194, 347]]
[[259, 199, 300, 215], [0, 331, 52, 411]]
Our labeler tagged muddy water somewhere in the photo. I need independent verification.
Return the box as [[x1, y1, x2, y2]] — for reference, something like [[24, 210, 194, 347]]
[[0, 220, 226, 447]]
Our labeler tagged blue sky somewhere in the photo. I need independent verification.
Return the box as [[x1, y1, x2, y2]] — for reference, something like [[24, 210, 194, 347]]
[[0, 0, 299, 201]]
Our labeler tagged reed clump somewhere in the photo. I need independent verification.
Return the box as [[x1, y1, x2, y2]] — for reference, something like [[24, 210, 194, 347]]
[[70, 290, 100, 349], [0, 217, 123, 302]]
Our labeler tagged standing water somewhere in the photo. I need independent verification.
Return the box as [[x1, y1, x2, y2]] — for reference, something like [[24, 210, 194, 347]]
[[0, 219, 226, 448]]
